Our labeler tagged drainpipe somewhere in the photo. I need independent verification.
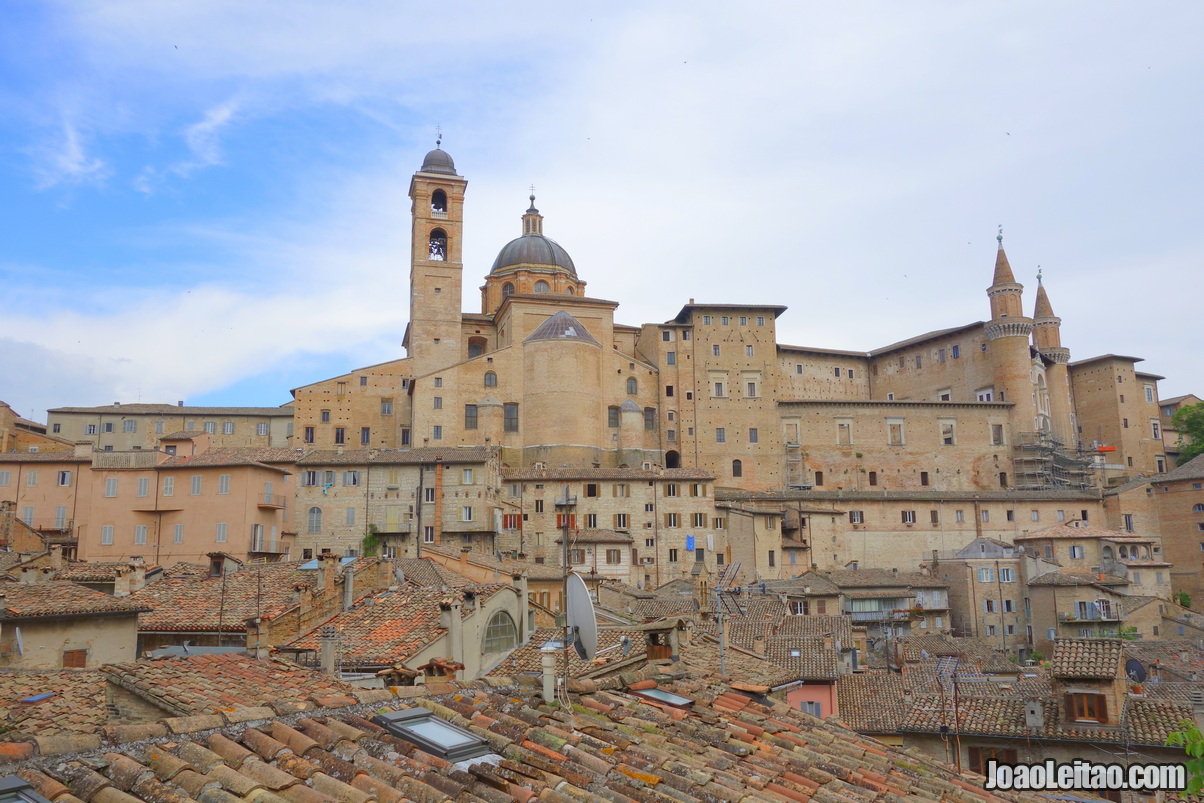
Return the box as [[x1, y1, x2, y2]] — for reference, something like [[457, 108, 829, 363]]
[[434, 458, 444, 545]]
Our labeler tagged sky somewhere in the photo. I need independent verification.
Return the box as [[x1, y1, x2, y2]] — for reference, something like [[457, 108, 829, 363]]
[[1, 2, 1201, 421]]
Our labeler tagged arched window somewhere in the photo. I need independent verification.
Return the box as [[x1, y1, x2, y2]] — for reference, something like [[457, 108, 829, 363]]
[[484, 371, 497, 387], [502, 282, 515, 297], [482, 610, 518, 653], [626, 377, 637, 395], [732, 459, 743, 477], [1194, 504, 1204, 513], [468, 343, 483, 358], [431, 189, 447, 213], [566, 286, 574, 295], [1119, 546, 1128, 559], [534, 280, 550, 293], [307, 507, 322, 534], [665, 450, 680, 469], [428, 228, 447, 261], [1102, 546, 1114, 559]]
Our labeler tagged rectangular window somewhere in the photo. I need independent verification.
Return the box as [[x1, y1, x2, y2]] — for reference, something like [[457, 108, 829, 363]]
[[749, 427, 758, 444], [902, 510, 916, 524], [1003, 599, 1015, 613], [432, 425, 443, 440], [423, 526, 435, 543], [666, 351, 676, 365], [849, 511, 864, 524], [745, 345, 753, 357], [669, 548, 679, 562], [1069, 693, 1106, 723], [714, 382, 725, 397], [504, 403, 519, 432], [868, 471, 877, 486], [713, 344, 721, 357], [716, 428, 725, 443], [607, 406, 620, 427], [434, 377, 442, 388], [667, 429, 676, 442], [702, 315, 711, 325], [837, 421, 851, 445], [122, 419, 136, 433], [425, 487, 436, 503], [1152, 420, 1161, 439], [978, 567, 995, 583], [955, 509, 964, 522], [1057, 509, 1066, 522], [915, 355, 922, 369], [26, 471, 37, 487], [999, 568, 1015, 582], [1145, 384, 1155, 403], [644, 408, 656, 430], [887, 418, 905, 445], [304, 426, 315, 443], [104, 477, 118, 497], [135, 525, 148, 545], [814, 471, 824, 486], [613, 483, 629, 497], [57, 470, 72, 486], [665, 513, 679, 528], [721, 316, 729, 325], [190, 475, 202, 495], [585, 513, 598, 528], [101, 525, 114, 545], [920, 471, 929, 486], [984, 599, 996, 613], [334, 427, 345, 444], [162, 477, 174, 496], [952, 345, 960, 359], [135, 477, 148, 497], [1031, 509, 1039, 522], [941, 421, 955, 445], [663, 330, 671, 341], [258, 422, 269, 436], [344, 471, 360, 486], [0, 471, 8, 487], [462, 469, 475, 485], [534, 499, 544, 513], [693, 513, 707, 527], [503, 514, 520, 530], [987, 625, 997, 636], [103, 422, 114, 433], [432, 396, 442, 410], [930, 509, 939, 524], [768, 550, 775, 567], [203, 421, 216, 434], [981, 509, 990, 522], [614, 513, 629, 529], [85, 424, 98, 435], [381, 399, 394, 415], [746, 380, 758, 397], [606, 549, 622, 565], [1069, 545, 1085, 559], [221, 421, 234, 435]]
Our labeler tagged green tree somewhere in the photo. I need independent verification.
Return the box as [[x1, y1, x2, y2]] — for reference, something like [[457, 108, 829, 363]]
[[1171, 402, 1204, 464], [1166, 719, 1204, 796]]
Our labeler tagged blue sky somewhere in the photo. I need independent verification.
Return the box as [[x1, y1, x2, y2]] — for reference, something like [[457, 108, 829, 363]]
[[2, 2, 1201, 420]]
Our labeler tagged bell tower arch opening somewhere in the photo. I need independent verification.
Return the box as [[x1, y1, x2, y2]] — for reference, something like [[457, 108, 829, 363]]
[[428, 228, 448, 261], [431, 189, 447, 213]]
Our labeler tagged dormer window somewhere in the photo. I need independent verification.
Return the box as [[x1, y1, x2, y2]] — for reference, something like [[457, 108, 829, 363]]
[[372, 708, 494, 763], [1066, 692, 1107, 724]]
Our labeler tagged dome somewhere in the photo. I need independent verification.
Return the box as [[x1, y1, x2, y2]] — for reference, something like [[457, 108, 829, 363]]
[[523, 311, 599, 345], [420, 148, 457, 175], [490, 234, 576, 276]]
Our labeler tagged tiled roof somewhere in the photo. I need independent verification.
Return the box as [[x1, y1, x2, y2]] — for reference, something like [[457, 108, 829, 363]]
[[0, 452, 91, 463], [1125, 641, 1204, 680], [0, 670, 109, 741], [1162, 453, 1204, 482], [898, 635, 1017, 674], [835, 673, 909, 732], [774, 614, 855, 645], [297, 446, 495, 465], [1015, 521, 1128, 541], [155, 451, 290, 472], [677, 637, 796, 687], [394, 557, 471, 588], [54, 562, 150, 583], [759, 575, 842, 596], [100, 654, 360, 717], [503, 466, 713, 480], [158, 430, 205, 440], [130, 561, 316, 632], [488, 627, 645, 678], [762, 636, 840, 679], [287, 585, 510, 668], [219, 446, 302, 464], [823, 568, 948, 589], [1050, 638, 1123, 679], [1027, 570, 1128, 587], [5, 668, 1054, 802], [0, 583, 149, 619], [48, 403, 291, 416], [523, 310, 601, 345], [418, 543, 567, 580], [557, 529, 634, 544]]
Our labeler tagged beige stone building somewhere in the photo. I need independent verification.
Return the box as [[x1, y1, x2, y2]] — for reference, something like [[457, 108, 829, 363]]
[[46, 403, 294, 451], [0, 582, 147, 669]]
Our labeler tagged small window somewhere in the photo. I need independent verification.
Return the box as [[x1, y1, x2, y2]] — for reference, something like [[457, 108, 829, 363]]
[[716, 428, 725, 443], [484, 371, 497, 387], [920, 471, 929, 487], [732, 459, 743, 477], [712, 344, 721, 357], [307, 507, 323, 534], [902, 510, 916, 524], [662, 330, 671, 342], [534, 280, 550, 293], [666, 351, 676, 365], [464, 404, 478, 430], [62, 649, 88, 668], [627, 377, 638, 395], [504, 403, 519, 432], [868, 471, 877, 486]]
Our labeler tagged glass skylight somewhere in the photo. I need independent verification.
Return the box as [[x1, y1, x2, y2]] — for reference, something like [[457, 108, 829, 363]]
[[632, 688, 694, 707]]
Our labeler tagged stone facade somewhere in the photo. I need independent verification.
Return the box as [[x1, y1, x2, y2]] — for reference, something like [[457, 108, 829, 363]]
[[46, 403, 294, 451]]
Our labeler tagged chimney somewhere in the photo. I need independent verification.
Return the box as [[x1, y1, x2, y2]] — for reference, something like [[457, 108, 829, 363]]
[[1192, 690, 1204, 732], [319, 625, 338, 676], [342, 560, 355, 611], [317, 553, 338, 597], [440, 596, 464, 679], [541, 644, 558, 703], [49, 545, 63, 571], [513, 571, 529, 641], [113, 567, 130, 597], [752, 638, 766, 655], [178, 401, 184, 407], [459, 546, 471, 571]]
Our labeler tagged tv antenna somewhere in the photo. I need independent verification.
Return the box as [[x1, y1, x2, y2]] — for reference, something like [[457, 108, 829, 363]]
[[714, 563, 743, 676]]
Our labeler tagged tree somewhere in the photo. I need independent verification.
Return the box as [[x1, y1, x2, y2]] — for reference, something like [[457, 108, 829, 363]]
[[1166, 719, 1204, 796], [1171, 402, 1204, 464]]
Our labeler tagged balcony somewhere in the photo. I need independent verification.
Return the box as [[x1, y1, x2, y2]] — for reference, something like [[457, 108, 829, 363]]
[[1059, 610, 1120, 623], [847, 610, 914, 623], [26, 518, 74, 534], [258, 494, 288, 509]]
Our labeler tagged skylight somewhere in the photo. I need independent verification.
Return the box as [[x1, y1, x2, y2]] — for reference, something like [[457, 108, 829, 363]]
[[631, 688, 695, 708], [372, 708, 494, 763]]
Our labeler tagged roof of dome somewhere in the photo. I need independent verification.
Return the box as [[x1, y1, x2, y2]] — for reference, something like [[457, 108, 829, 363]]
[[490, 234, 576, 276], [523, 311, 599, 345], [420, 148, 457, 175]]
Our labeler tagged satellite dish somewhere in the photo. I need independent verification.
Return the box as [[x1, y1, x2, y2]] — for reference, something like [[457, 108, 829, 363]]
[[1125, 659, 1148, 683], [620, 635, 632, 656], [565, 572, 598, 660], [921, 649, 931, 660], [14, 627, 23, 656]]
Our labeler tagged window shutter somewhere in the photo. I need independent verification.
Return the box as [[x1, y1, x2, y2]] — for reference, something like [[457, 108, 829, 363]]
[[1097, 694, 1108, 724], [1064, 693, 1076, 719], [968, 747, 983, 775]]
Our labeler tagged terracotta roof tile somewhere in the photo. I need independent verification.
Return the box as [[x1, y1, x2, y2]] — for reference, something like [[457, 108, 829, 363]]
[[502, 466, 713, 480], [100, 654, 359, 716], [0, 670, 108, 741], [297, 446, 495, 465], [130, 561, 317, 632], [0, 582, 149, 619], [1050, 638, 1124, 679]]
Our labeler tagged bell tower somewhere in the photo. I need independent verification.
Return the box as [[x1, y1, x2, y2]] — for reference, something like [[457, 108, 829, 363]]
[[406, 140, 468, 377], [985, 230, 1039, 431], [1033, 274, 1074, 440]]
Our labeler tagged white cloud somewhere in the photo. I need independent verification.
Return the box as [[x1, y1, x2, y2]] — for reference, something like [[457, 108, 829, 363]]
[[32, 120, 109, 189], [135, 99, 240, 192]]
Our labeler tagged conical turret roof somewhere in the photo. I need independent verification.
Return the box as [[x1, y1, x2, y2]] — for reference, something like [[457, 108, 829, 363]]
[[1034, 280, 1055, 318], [992, 244, 1016, 286], [523, 310, 600, 345]]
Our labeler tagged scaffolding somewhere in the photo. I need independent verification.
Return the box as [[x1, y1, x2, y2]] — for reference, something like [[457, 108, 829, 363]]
[[1012, 431, 1096, 491]]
